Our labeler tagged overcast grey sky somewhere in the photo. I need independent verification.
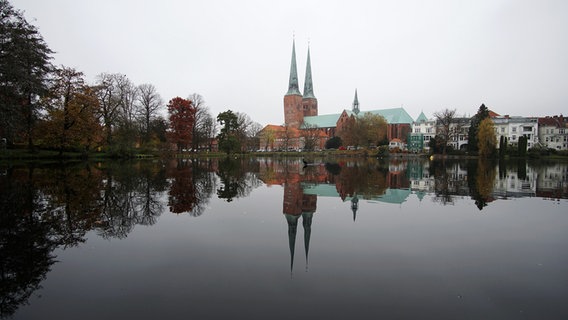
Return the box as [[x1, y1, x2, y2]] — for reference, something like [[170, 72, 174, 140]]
[[12, 0, 568, 126]]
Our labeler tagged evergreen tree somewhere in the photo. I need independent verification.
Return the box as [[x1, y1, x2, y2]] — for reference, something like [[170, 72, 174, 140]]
[[217, 110, 240, 154], [468, 104, 490, 153], [518, 136, 527, 157], [0, 0, 53, 148], [325, 136, 342, 149]]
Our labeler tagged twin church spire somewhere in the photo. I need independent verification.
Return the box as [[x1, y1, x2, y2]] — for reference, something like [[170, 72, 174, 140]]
[[286, 39, 315, 100]]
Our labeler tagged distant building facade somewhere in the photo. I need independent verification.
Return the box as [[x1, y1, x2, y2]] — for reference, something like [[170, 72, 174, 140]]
[[538, 115, 568, 151], [493, 115, 539, 149]]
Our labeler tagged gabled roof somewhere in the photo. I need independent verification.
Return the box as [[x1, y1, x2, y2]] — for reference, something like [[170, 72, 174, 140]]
[[539, 115, 566, 127], [488, 110, 500, 118], [303, 113, 342, 128], [364, 107, 414, 124], [416, 111, 428, 122]]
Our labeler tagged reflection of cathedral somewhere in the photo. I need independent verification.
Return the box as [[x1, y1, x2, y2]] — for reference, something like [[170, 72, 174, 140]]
[[257, 158, 568, 270]]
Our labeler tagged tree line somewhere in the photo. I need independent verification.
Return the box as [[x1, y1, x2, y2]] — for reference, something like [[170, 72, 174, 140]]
[[0, 0, 260, 157]]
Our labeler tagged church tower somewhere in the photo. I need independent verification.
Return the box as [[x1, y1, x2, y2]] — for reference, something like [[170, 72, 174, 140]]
[[352, 89, 360, 115], [302, 46, 318, 117], [284, 39, 304, 128]]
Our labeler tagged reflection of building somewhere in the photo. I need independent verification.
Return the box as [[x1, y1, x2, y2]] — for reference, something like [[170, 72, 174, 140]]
[[535, 163, 568, 199], [493, 166, 537, 198]]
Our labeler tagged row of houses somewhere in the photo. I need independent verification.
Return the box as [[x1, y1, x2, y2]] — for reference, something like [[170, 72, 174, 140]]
[[406, 113, 567, 153]]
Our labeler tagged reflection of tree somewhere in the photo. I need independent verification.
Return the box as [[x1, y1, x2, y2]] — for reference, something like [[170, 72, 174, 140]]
[[334, 162, 389, 201], [96, 162, 165, 239], [0, 161, 171, 316], [0, 168, 57, 318], [431, 161, 454, 205], [167, 159, 215, 216], [472, 159, 496, 210], [216, 158, 262, 202]]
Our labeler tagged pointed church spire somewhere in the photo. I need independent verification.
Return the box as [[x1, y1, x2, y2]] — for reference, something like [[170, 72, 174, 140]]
[[352, 89, 360, 115], [286, 39, 302, 96], [303, 46, 315, 99]]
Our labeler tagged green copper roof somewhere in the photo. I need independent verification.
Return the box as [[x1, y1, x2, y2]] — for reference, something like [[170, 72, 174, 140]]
[[303, 47, 316, 99], [286, 40, 302, 96], [352, 89, 360, 115], [303, 113, 341, 128], [364, 107, 414, 124], [416, 111, 428, 122]]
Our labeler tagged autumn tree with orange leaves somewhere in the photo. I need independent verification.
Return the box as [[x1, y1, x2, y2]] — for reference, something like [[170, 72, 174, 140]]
[[40, 66, 102, 155], [167, 97, 195, 152]]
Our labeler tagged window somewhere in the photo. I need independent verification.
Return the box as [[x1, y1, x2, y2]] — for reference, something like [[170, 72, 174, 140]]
[[512, 127, 517, 133], [415, 128, 421, 133], [512, 135, 516, 140], [501, 127, 505, 133]]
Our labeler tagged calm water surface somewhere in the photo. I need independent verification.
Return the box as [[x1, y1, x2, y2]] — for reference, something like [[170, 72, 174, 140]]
[[1, 157, 567, 319]]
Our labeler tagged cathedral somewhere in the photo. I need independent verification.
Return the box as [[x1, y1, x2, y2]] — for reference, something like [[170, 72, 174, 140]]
[[258, 40, 414, 151]]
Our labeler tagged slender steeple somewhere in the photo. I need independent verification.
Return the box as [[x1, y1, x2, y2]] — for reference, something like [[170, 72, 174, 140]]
[[286, 39, 302, 96], [303, 46, 315, 99], [352, 89, 360, 115]]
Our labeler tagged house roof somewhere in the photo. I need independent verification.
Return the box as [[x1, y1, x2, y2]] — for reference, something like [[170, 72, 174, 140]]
[[303, 113, 342, 128], [488, 110, 500, 118], [539, 116, 566, 127], [364, 107, 414, 124], [416, 111, 428, 122]]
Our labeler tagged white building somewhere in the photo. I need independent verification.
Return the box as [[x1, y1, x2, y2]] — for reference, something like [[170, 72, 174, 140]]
[[412, 111, 437, 152], [538, 116, 568, 151], [493, 116, 539, 149]]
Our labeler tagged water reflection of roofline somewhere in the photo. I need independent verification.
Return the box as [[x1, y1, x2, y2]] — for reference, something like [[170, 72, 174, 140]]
[[301, 182, 412, 205]]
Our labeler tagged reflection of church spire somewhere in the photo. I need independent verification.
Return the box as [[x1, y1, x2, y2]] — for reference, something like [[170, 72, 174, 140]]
[[302, 212, 313, 272], [351, 195, 359, 221], [285, 214, 300, 274], [285, 212, 314, 274]]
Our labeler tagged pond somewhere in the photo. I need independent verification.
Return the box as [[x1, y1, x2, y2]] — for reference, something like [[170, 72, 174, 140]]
[[1, 157, 567, 319]]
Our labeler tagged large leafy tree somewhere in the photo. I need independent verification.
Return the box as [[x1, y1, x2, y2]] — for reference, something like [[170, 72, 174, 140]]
[[337, 113, 387, 147], [217, 110, 240, 154], [260, 126, 276, 151], [468, 104, 490, 153], [337, 115, 357, 146], [167, 97, 195, 152], [360, 112, 387, 146], [0, 0, 53, 148], [477, 117, 496, 158], [40, 66, 101, 154]]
